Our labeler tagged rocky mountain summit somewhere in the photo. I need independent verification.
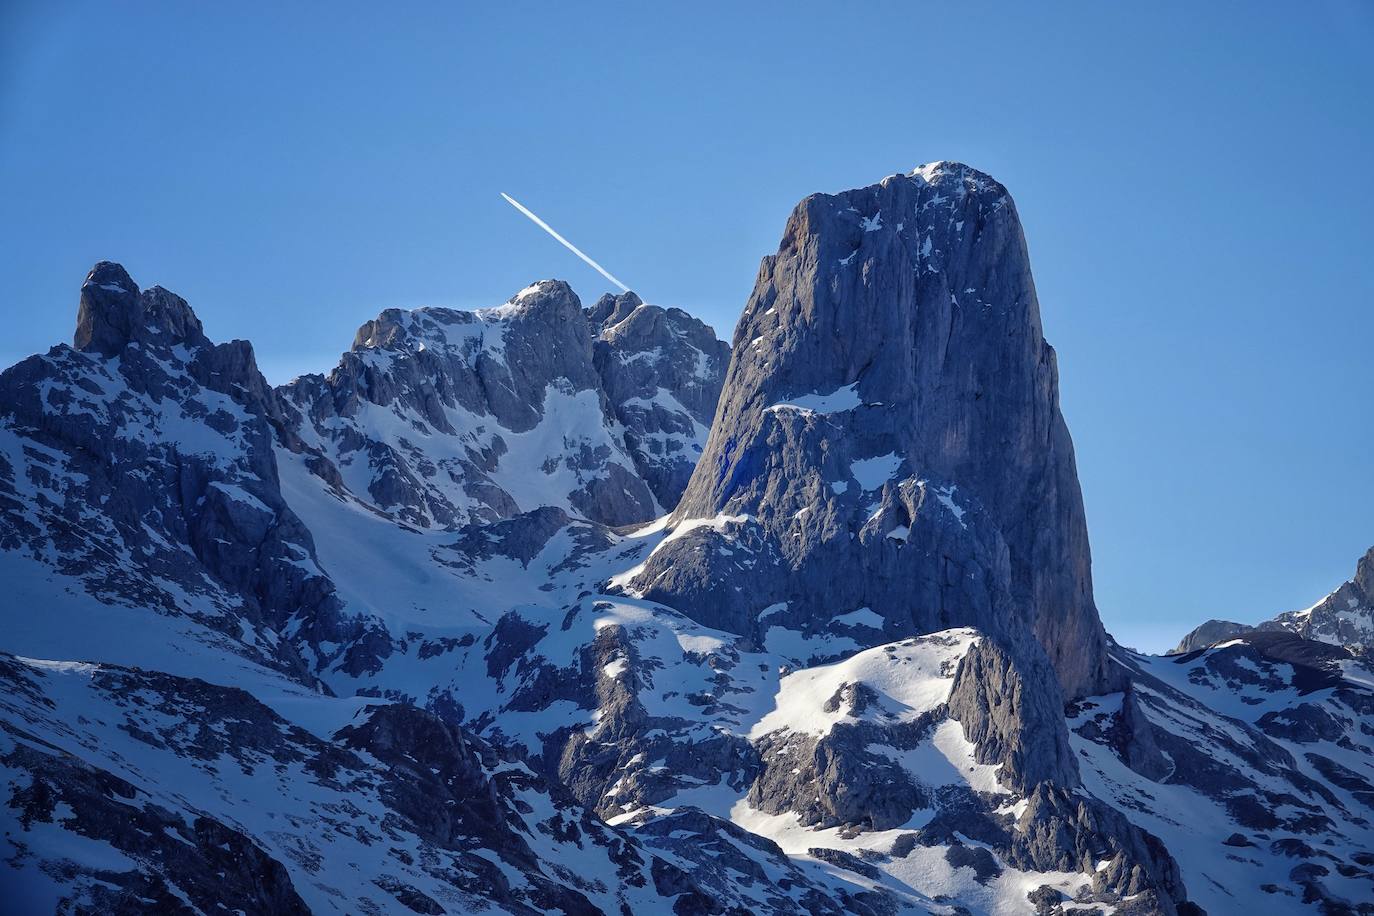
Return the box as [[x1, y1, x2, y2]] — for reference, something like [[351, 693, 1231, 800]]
[[587, 291, 730, 509], [1175, 546, 1374, 656], [276, 279, 728, 531], [3, 164, 1371, 915], [631, 162, 1112, 703]]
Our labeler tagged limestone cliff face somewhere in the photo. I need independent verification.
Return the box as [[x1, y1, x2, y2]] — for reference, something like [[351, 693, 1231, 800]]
[[632, 162, 1114, 699]]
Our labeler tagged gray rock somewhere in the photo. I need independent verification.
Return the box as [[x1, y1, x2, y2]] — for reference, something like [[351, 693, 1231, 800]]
[[943, 843, 1001, 883], [1171, 618, 1255, 654], [278, 280, 659, 529], [0, 262, 353, 684], [588, 291, 730, 509], [628, 162, 1115, 701], [746, 709, 939, 830], [1174, 546, 1374, 656], [946, 639, 1079, 792]]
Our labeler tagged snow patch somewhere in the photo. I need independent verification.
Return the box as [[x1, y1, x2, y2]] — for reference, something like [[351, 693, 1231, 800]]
[[850, 453, 902, 491], [766, 383, 862, 417]]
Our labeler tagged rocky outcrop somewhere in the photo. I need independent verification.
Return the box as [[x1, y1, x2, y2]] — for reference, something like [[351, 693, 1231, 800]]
[[746, 719, 936, 831], [946, 640, 1079, 792], [1172, 618, 1255, 654], [1174, 546, 1374, 655], [1268, 546, 1374, 653], [480, 602, 763, 822], [626, 162, 1114, 701], [743, 631, 988, 832], [587, 291, 730, 509]]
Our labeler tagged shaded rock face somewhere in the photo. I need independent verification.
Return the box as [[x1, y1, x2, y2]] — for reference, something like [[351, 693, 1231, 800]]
[[587, 291, 731, 509], [0, 262, 347, 683], [747, 718, 936, 832], [945, 640, 1079, 792], [1172, 618, 1255, 654], [278, 280, 661, 529], [630, 162, 1112, 700], [1174, 545, 1374, 655], [5, 744, 309, 915]]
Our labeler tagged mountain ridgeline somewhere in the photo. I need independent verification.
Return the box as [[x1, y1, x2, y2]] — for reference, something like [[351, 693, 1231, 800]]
[[1175, 546, 1374, 656], [2, 163, 1370, 915]]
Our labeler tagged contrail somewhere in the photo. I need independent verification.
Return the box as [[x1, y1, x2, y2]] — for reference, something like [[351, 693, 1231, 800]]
[[500, 192, 631, 293]]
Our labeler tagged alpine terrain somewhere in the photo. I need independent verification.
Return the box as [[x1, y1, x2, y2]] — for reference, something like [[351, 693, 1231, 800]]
[[2, 162, 1370, 915]]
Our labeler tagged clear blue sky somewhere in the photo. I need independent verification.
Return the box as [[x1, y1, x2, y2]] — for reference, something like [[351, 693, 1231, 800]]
[[3, 2, 1371, 652]]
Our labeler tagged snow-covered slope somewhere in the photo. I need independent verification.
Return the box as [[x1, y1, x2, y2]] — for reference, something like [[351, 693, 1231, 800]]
[[1070, 636, 1374, 913], [0, 652, 790, 915]]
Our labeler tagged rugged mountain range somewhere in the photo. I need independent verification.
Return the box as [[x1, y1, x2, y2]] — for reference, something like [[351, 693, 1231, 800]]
[[1175, 547, 1374, 656], [3, 162, 1371, 915]]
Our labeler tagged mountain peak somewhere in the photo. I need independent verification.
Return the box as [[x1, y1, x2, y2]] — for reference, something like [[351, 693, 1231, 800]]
[[74, 261, 205, 356], [350, 280, 584, 354], [74, 261, 140, 355], [488, 278, 580, 318], [1175, 544, 1374, 655], [586, 290, 644, 328], [907, 159, 1004, 190], [82, 260, 137, 294], [633, 167, 1110, 699]]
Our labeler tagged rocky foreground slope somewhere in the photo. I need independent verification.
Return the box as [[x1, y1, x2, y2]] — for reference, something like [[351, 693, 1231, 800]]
[[2, 163, 1371, 915]]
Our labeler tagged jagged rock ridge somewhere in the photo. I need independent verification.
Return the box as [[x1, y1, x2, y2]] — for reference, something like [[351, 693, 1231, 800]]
[[277, 280, 730, 531], [1175, 545, 1374, 655]]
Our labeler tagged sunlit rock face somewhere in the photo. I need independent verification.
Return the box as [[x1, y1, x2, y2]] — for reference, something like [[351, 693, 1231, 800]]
[[633, 162, 1116, 702]]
